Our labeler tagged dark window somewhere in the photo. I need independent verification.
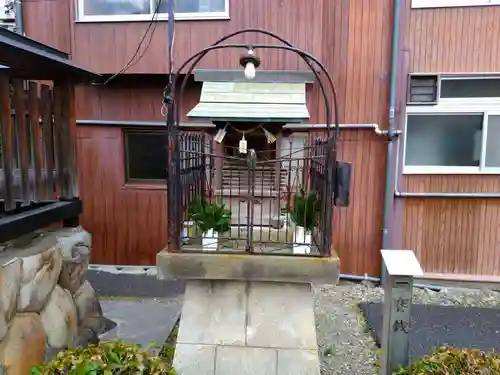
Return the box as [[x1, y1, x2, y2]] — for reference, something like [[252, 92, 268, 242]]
[[405, 114, 483, 167], [440, 78, 500, 98], [124, 130, 167, 182]]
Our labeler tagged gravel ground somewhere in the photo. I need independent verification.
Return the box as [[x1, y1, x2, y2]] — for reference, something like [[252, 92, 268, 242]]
[[313, 280, 500, 375]]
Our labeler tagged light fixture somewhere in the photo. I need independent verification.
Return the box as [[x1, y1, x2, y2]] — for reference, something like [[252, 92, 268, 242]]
[[240, 48, 261, 80]]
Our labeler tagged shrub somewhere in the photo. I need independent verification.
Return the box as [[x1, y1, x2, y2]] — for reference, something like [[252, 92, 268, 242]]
[[31, 340, 176, 375], [394, 347, 500, 375], [287, 190, 321, 232], [188, 195, 231, 233]]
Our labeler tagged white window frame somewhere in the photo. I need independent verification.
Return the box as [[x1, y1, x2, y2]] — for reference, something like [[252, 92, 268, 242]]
[[76, 0, 229, 22], [412, 0, 500, 8], [404, 102, 500, 175]]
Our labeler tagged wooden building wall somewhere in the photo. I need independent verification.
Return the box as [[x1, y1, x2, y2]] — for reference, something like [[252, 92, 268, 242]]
[[402, 4, 500, 276], [23, 0, 395, 276]]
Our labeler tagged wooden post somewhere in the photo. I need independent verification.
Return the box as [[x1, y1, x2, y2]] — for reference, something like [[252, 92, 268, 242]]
[[379, 250, 423, 375], [0, 75, 15, 211]]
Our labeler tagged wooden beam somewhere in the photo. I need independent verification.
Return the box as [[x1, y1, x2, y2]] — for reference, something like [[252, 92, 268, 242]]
[[12, 79, 31, 205], [0, 75, 15, 211], [52, 83, 67, 197], [40, 84, 55, 199], [28, 81, 43, 201]]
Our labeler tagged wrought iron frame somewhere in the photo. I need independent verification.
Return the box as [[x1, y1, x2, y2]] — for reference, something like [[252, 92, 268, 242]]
[[165, 28, 340, 257]]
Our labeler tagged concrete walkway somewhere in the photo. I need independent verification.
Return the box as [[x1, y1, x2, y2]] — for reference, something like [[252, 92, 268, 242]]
[[173, 280, 320, 375]]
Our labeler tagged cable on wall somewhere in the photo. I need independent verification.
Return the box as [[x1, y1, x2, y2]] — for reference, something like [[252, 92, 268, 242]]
[[92, 0, 163, 86]]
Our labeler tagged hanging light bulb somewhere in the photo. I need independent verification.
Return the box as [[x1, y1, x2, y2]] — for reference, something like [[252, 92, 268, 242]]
[[244, 61, 256, 80], [239, 48, 261, 81]]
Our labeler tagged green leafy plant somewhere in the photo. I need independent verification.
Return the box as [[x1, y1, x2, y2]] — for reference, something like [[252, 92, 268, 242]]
[[287, 189, 321, 232], [394, 347, 500, 375], [31, 340, 176, 375], [188, 195, 231, 233]]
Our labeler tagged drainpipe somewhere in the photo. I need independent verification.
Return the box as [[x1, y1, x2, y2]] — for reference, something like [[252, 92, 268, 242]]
[[380, 0, 402, 282], [14, 0, 23, 34]]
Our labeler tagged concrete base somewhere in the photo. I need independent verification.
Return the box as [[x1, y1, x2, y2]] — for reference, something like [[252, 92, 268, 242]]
[[156, 251, 340, 284], [173, 280, 320, 375]]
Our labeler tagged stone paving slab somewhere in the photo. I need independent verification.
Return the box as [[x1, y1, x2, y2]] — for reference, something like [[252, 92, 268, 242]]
[[99, 298, 182, 348], [216, 346, 277, 375], [173, 280, 321, 375], [246, 282, 317, 349], [171, 344, 321, 375], [176, 281, 246, 346], [173, 344, 216, 375]]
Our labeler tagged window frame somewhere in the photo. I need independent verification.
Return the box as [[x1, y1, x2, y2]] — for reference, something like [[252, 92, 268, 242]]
[[412, 0, 500, 9], [76, 0, 230, 22], [404, 105, 500, 175], [123, 128, 168, 185]]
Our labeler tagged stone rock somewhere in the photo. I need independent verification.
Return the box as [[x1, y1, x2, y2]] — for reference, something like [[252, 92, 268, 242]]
[[54, 228, 92, 258], [17, 247, 63, 312], [0, 313, 46, 375], [75, 326, 99, 347], [0, 259, 22, 340], [73, 281, 104, 334], [58, 245, 90, 294], [40, 285, 78, 348]]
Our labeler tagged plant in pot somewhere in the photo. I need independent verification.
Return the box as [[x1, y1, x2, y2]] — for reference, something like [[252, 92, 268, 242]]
[[287, 189, 321, 254], [188, 195, 231, 251]]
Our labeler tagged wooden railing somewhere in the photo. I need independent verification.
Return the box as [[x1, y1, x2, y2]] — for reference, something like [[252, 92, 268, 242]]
[[0, 77, 77, 212]]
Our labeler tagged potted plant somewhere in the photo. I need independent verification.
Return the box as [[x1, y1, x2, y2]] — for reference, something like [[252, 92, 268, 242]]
[[287, 189, 321, 254], [188, 195, 231, 251]]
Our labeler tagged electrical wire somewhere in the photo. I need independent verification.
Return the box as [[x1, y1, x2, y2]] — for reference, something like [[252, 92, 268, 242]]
[[93, 0, 163, 86]]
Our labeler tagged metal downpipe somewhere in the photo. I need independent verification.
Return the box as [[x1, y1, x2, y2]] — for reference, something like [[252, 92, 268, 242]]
[[380, 0, 402, 282], [14, 0, 23, 34]]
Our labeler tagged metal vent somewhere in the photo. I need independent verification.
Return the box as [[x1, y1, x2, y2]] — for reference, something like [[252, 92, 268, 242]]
[[407, 75, 438, 104]]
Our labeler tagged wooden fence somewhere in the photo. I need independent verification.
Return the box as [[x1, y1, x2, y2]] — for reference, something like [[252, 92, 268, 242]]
[[0, 77, 78, 212]]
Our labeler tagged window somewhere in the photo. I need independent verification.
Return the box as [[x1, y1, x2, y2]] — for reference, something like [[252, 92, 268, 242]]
[[124, 130, 168, 182], [404, 76, 500, 174], [78, 0, 229, 22], [412, 0, 500, 8]]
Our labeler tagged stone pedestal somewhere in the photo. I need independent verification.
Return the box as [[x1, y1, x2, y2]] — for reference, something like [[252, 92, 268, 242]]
[[174, 280, 320, 375], [157, 251, 340, 375]]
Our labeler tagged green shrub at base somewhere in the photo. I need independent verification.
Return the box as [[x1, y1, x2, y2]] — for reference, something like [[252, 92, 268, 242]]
[[394, 347, 500, 375], [31, 340, 176, 375]]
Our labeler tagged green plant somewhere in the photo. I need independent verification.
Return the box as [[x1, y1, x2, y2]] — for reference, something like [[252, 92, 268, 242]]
[[394, 347, 500, 375], [188, 195, 231, 233], [31, 340, 175, 375], [287, 189, 321, 232]]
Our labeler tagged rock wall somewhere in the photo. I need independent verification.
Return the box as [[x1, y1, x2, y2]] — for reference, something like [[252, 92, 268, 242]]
[[0, 227, 103, 375]]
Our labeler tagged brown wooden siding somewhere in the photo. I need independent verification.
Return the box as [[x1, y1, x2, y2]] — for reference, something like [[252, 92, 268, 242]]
[[402, 175, 500, 276], [334, 130, 386, 277], [404, 175, 500, 193], [407, 6, 500, 73], [23, 0, 72, 53], [75, 82, 201, 121], [77, 125, 168, 265], [403, 198, 500, 276], [72, 0, 325, 74]]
